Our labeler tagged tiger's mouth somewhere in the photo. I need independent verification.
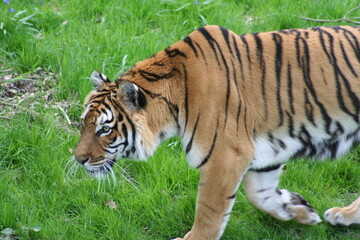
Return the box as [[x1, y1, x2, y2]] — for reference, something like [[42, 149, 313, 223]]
[[83, 159, 116, 178]]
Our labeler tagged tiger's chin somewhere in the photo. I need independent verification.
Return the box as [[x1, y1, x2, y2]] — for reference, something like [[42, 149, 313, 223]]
[[85, 169, 109, 179], [83, 159, 115, 179]]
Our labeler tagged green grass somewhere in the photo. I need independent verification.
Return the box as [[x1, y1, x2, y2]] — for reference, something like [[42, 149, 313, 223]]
[[1, 0, 359, 239]]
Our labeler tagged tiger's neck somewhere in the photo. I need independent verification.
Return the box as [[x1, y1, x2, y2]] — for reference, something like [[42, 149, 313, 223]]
[[117, 47, 187, 144]]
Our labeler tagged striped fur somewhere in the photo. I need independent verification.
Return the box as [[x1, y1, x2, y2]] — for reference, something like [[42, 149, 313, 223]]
[[75, 26, 360, 239]]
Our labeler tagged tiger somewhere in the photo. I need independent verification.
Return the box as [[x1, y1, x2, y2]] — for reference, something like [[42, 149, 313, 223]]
[[74, 25, 360, 240]]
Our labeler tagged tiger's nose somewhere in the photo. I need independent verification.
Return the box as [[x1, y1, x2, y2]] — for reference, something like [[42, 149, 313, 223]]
[[75, 156, 89, 165]]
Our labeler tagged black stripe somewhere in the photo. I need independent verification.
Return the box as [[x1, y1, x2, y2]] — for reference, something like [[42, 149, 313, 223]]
[[220, 27, 233, 56], [254, 32, 264, 63], [123, 111, 136, 148], [254, 33, 268, 118], [230, 58, 242, 133], [89, 92, 109, 103], [257, 187, 272, 193], [108, 141, 126, 150], [197, 119, 219, 168], [243, 103, 251, 142], [267, 132, 280, 155], [88, 99, 104, 105], [320, 67, 328, 85], [101, 101, 114, 124], [294, 30, 302, 67], [165, 47, 187, 58], [181, 63, 189, 135], [199, 202, 218, 214], [240, 35, 251, 64], [195, 42, 207, 65], [250, 164, 281, 172], [227, 193, 236, 199], [103, 106, 114, 124], [296, 124, 317, 157], [334, 121, 345, 136], [268, 132, 287, 150], [232, 35, 244, 133], [100, 144, 114, 154], [236, 99, 242, 133], [304, 31, 309, 39], [92, 88, 111, 94], [112, 121, 118, 132], [183, 36, 198, 57], [286, 111, 295, 138], [339, 41, 358, 77], [273, 33, 284, 126], [286, 63, 295, 114], [303, 88, 316, 126], [186, 114, 200, 153], [100, 107, 107, 115], [152, 62, 164, 67], [240, 34, 253, 75], [330, 140, 340, 158], [230, 59, 239, 96], [121, 123, 128, 139], [103, 116, 114, 124], [95, 89, 111, 94], [198, 27, 221, 66], [139, 69, 174, 82], [102, 101, 112, 110], [223, 57, 231, 128], [118, 113, 123, 122], [232, 35, 245, 84]]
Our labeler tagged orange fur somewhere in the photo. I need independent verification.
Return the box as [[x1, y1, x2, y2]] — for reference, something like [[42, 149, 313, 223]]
[[75, 26, 360, 239]]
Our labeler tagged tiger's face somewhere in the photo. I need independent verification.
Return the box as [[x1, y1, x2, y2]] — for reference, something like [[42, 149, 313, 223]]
[[74, 71, 151, 178]]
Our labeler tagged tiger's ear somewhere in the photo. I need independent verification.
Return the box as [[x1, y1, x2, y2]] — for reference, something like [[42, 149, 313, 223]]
[[90, 70, 111, 89], [118, 81, 147, 112]]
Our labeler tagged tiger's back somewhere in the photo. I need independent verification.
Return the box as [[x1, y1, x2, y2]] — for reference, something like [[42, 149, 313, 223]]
[[177, 26, 360, 170]]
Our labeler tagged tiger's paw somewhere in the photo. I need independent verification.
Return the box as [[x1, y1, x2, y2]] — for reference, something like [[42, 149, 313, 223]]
[[324, 207, 360, 227], [172, 231, 191, 240], [277, 190, 321, 225], [285, 203, 321, 225]]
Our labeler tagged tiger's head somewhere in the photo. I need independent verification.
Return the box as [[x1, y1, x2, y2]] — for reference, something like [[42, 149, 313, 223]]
[[74, 70, 178, 178]]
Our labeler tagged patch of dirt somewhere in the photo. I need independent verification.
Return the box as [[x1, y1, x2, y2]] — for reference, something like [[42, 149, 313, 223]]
[[1, 79, 38, 98], [0, 67, 82, 130]]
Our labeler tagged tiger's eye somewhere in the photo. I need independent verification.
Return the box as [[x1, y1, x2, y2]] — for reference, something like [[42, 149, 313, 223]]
[[103, 126, 110, 133]]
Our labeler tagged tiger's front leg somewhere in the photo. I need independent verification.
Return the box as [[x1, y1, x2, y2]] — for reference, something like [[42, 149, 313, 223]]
[[176, 148, 253, 240]]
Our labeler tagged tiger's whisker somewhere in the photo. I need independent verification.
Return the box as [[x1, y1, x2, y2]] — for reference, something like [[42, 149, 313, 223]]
[[105, 162, 113, 186], [64, 156, 80, 179], [107, 162, 117, 185], [108, 160, 140, 190], [109, 160, 139, 183]]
